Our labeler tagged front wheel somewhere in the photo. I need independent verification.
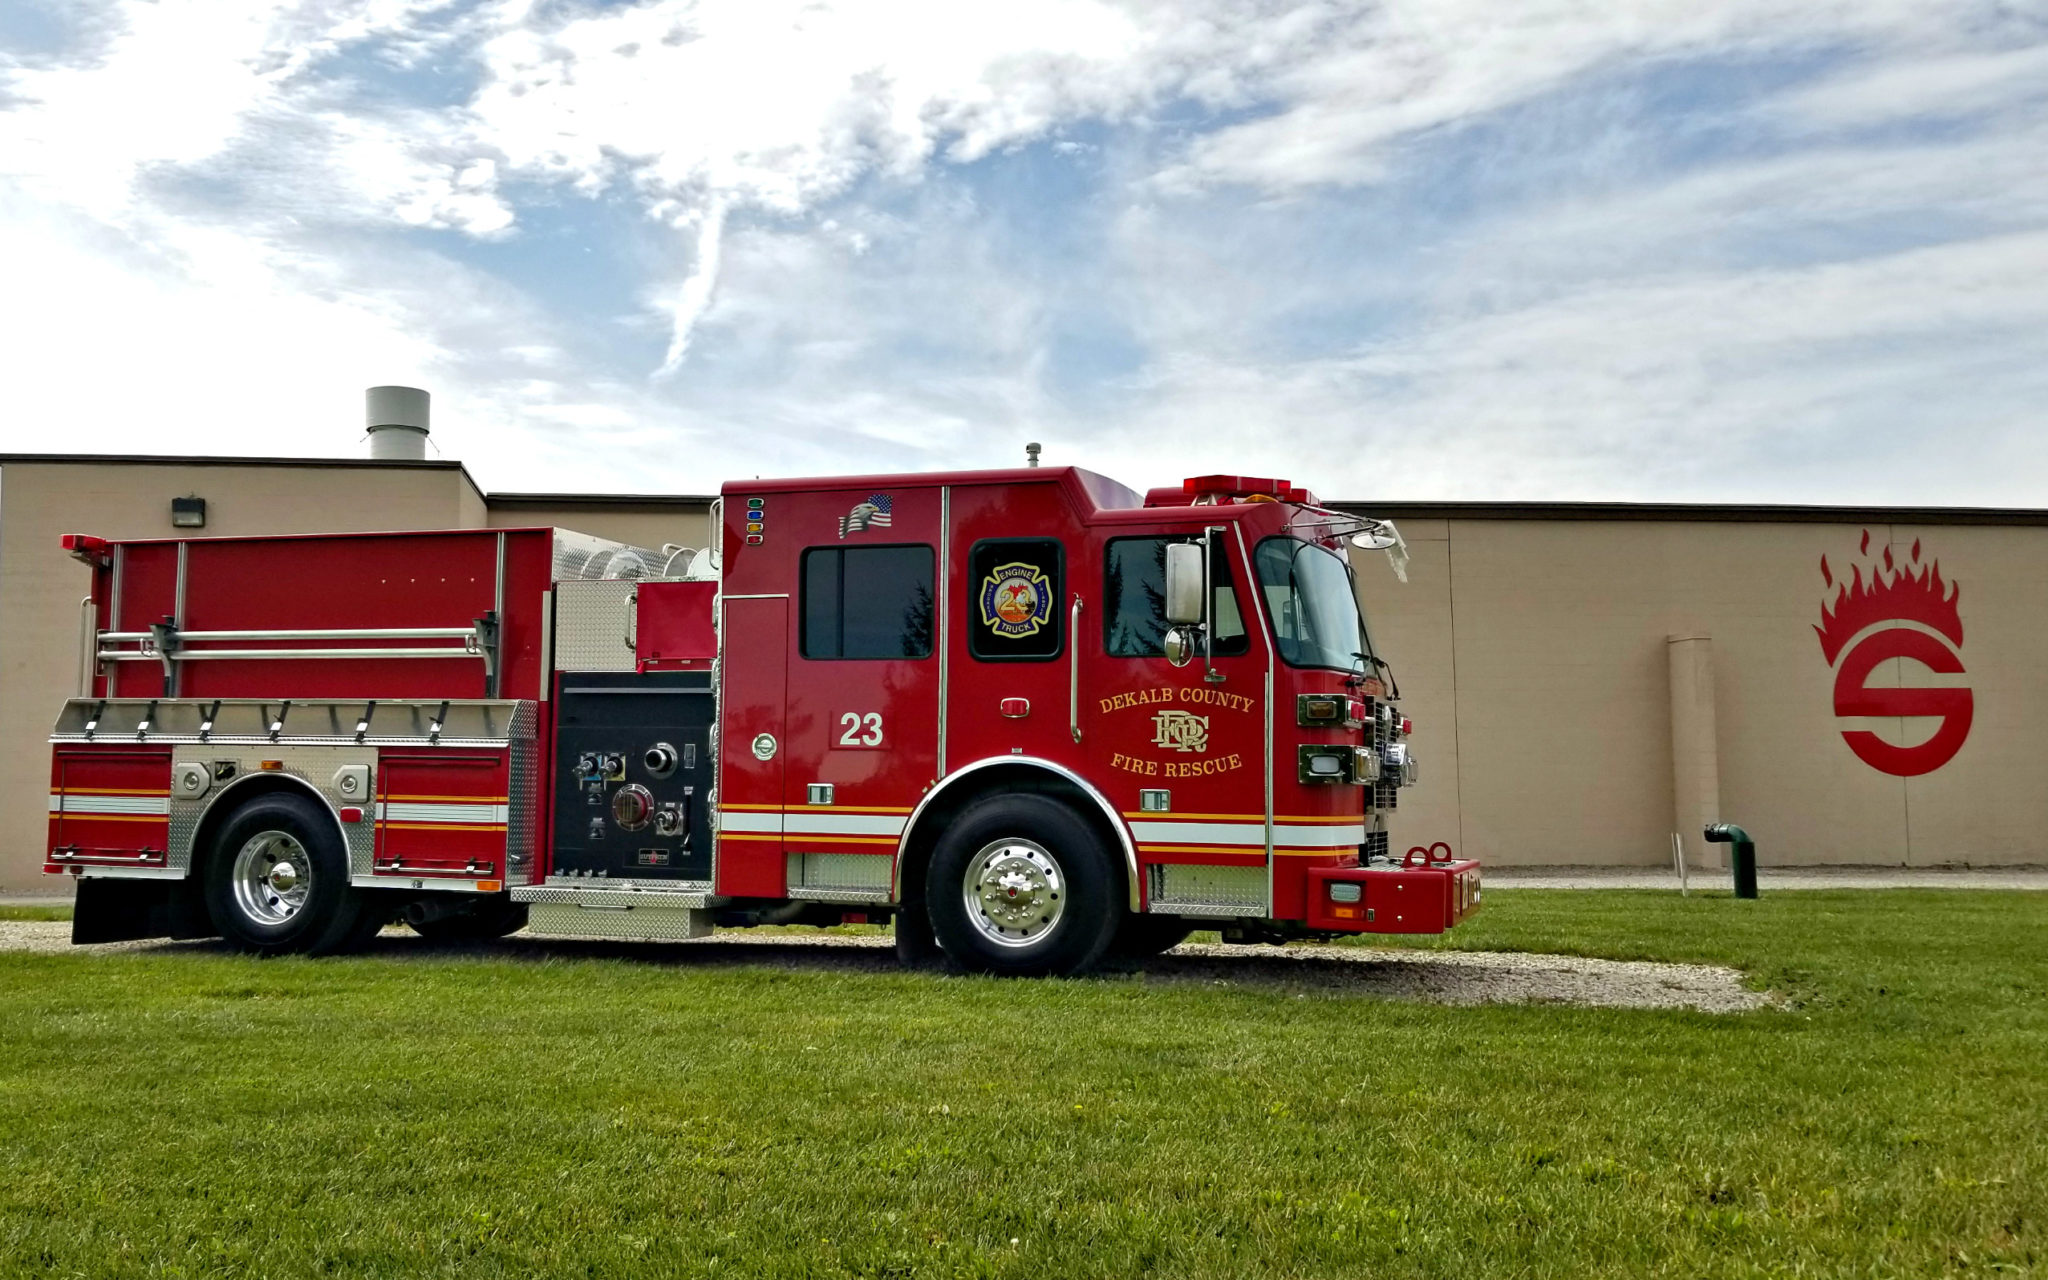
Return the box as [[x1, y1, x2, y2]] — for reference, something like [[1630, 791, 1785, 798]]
[[202, 792, 366, 956], [926, 794, 1121, 976]]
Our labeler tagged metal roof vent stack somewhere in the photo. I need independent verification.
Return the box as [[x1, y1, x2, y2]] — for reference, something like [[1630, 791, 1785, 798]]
[[365, 386, 430, 460]]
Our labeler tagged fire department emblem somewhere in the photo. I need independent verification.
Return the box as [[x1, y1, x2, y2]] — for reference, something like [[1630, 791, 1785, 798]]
[[1815, 531, 1972, 777], [978, 563, 1051, 638], [1151, 710, 1209, 753]]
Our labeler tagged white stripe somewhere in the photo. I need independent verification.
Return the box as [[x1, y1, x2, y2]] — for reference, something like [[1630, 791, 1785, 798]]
[[718, 811, 784, 834], [1130, 820, 1265, 846], [1129, 820, 1366, 848], [1275, 823, 1366, 848], [782, 813, 906, 837], [49, 794, 168, 816], [377, 802, 507, 824]]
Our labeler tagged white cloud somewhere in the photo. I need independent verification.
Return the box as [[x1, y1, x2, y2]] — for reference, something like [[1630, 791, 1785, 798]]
[[1157, 0, 2021, 192]]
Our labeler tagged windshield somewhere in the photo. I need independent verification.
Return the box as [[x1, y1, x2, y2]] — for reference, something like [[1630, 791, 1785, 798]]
[[1254, 538, 1371, 672]]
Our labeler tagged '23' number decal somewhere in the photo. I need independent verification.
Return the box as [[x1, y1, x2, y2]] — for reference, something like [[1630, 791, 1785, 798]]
[[836, 712, 884, 748]]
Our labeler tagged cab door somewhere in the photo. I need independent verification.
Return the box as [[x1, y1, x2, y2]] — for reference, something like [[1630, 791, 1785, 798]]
[[1085, 527, 1271, 914], [781, 486, 943, 900]]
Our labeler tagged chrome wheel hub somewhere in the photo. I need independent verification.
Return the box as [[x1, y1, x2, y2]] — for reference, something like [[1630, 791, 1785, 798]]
[[232, 831, 312, 927], [962, 838, 1065, 949]]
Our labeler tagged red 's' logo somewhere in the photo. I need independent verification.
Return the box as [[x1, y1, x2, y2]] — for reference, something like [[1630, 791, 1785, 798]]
[[1815, 532, 1971, 777]]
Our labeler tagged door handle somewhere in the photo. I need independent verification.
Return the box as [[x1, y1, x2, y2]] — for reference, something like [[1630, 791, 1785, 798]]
[[1069, 595, 1083, 743]]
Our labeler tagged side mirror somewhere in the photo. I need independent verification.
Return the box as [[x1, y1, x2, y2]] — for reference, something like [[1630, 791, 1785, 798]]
[[1163, 543, 1203, 624], [1162, 626, 1196, 667]]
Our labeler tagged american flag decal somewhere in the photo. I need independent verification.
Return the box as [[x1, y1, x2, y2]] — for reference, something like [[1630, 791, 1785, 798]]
[[838, 494, 894, 539]]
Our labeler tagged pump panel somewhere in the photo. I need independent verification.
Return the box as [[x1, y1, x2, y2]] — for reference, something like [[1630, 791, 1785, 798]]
[[550, 671, 714, 881]]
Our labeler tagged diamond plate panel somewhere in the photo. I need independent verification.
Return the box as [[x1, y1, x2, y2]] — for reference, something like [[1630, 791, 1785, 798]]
[[552, 581, 639, 671], [785, 852, 893, 903], [525, 901, 712, 940], [170, 745, 379, 878], [1147, 863, 1268, 917], [505, 709, 538, 879], [511, 882, 713, 907]]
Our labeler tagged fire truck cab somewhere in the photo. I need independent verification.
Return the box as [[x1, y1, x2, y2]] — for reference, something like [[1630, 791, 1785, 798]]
[[47, 465, 1477, 975]]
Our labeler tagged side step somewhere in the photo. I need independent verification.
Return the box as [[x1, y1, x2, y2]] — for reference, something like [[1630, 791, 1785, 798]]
[[510, 882, 714, 941]]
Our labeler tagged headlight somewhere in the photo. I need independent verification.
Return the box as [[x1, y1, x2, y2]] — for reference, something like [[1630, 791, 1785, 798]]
[[1299, 745, 1375, 784]]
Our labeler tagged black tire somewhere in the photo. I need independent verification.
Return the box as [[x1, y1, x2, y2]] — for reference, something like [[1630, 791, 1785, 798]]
[[925, 793, 1121, 976], [1110, 914, 1197, 959], [203, 792, 365, 956], [407, 898, 528, 942]]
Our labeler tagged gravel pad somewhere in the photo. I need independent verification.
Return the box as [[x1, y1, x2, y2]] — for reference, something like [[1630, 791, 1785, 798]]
[[0, 921, 1767, 1012]]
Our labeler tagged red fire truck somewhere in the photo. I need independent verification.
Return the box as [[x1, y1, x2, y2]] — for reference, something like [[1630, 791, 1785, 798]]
[[45, 466, 1477, 975]]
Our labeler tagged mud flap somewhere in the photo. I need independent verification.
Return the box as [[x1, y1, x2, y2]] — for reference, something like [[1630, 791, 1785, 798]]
[[72, 877, 214, 945]]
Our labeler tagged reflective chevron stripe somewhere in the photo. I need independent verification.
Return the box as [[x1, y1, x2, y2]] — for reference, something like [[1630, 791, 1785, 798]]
[[48, 793, 169, 816], [377, 802, 509, 825]]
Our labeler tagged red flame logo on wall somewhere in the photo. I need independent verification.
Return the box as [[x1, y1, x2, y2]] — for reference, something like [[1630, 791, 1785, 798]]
[[1815, 531, 1971, 777]]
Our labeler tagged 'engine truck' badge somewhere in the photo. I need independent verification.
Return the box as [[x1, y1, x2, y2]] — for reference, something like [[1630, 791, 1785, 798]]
[[978, 562, 1052, 638]]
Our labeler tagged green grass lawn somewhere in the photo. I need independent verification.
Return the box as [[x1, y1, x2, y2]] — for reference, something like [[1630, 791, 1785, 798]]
[[1, 890, 2042, 1278], [0, 903, 72, 922]]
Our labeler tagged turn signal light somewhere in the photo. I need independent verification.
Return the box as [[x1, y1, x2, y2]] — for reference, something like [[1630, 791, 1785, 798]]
[[1297, 695, 1365, 729], [1299, 695, 1343, 724]]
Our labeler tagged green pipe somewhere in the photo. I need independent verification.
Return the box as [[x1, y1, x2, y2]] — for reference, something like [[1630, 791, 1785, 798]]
[[1702, 823, 1757, 899]]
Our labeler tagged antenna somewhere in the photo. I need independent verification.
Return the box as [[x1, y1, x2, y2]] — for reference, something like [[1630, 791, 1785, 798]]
[[1025, 442, 1041, 468]]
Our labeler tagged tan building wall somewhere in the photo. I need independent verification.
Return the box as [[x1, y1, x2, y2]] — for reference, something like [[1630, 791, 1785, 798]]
[[1359, 509, 2046, 868]]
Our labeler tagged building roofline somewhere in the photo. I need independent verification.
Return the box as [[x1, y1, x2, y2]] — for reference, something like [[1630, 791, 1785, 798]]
[[8, 455, 2046, 527], [1325, 500, 2048, 527], [0, 452, 485, 503], [0, 452, 465, 471], [487, 491, 717, 509]]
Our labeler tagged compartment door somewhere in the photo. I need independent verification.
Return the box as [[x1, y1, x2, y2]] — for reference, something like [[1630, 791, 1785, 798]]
[[714, 596, 789, 897], [373, 752, 510, 880]]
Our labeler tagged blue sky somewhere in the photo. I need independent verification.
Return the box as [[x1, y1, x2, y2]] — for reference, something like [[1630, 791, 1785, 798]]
[[1, 0, 2043, 501]]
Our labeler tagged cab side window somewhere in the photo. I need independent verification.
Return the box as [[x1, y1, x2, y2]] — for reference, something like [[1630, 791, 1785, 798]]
[[1103, 536, 1250, 658], [968, 539, 1063, 661], [801, 545, 934, 659]]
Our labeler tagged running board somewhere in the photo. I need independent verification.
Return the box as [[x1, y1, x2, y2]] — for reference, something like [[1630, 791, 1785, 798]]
[[512, 882, 713, 941]]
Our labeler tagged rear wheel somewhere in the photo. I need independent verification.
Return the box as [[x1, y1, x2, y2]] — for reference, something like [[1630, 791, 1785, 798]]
[[203, 792, 364, 956], [1110, 914, 1197, 959], [926, 794, 1120, 976]]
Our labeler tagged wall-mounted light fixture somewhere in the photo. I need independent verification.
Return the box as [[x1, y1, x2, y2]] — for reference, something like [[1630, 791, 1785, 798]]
[[170, 496, 207, 529]]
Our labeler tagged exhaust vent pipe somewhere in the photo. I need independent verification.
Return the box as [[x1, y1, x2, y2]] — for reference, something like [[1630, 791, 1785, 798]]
[[366, 386, 430, 461]]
